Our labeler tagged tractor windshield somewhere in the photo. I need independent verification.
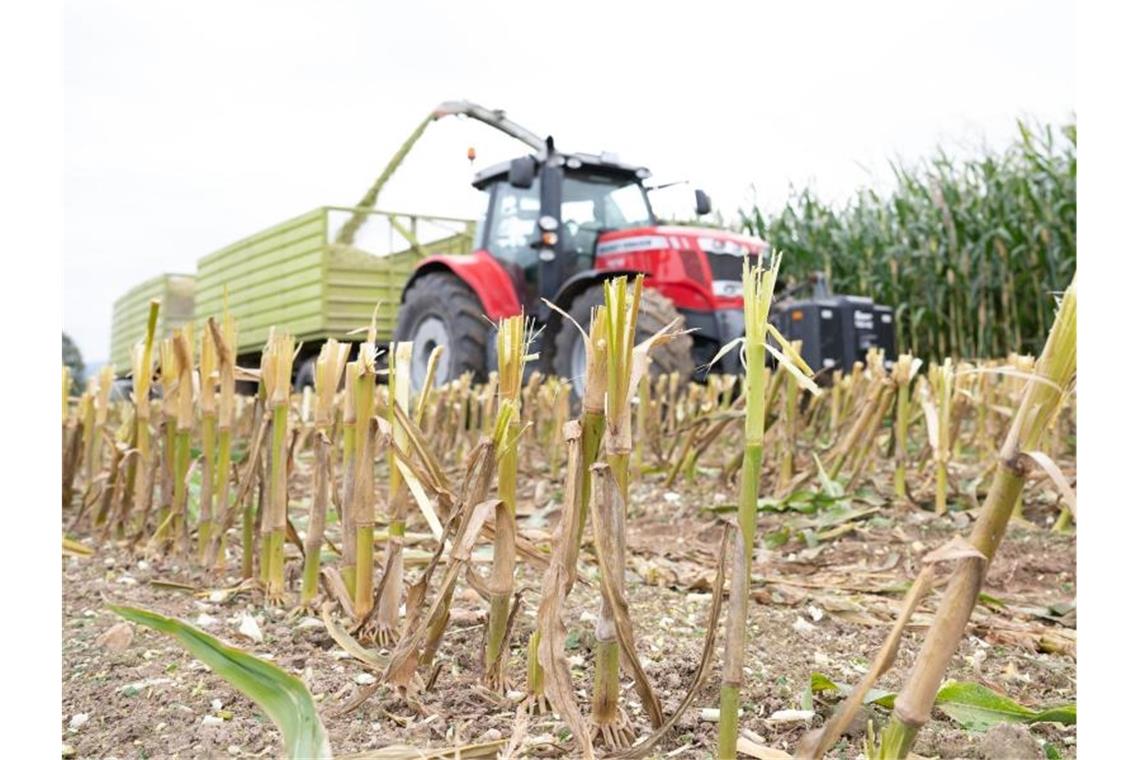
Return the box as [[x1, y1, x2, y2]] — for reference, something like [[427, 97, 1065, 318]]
[[561, 172, 652, 259], [561, 173, 652, 230], [481, 169, 655, 307]]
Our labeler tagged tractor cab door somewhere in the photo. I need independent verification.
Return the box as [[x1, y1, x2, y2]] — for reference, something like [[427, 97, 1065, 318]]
[[483, 179, 543, 311]]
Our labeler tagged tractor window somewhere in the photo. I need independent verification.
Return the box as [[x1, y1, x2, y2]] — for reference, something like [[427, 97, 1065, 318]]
[[561, 174, 652, 257], [562, 174, 652, 230], [609, 182, 654, 227], [487, 182, 540, 268]]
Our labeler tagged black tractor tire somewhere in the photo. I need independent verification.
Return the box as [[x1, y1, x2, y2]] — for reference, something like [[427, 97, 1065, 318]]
[[293, 356, 316, 391], [394, 272, 492, 389], [551, 283, 694, 401]]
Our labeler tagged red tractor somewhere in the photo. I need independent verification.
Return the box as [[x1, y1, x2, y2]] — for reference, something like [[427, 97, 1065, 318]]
[[393, 102, 894, 396]]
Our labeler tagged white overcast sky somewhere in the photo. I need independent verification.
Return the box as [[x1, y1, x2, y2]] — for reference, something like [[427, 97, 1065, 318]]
[[64, 0, 1074, 363]]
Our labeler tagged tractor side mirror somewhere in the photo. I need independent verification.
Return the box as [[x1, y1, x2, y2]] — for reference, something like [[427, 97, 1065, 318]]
[[695, 189, 712, 216], [509, 157, 536, 189]]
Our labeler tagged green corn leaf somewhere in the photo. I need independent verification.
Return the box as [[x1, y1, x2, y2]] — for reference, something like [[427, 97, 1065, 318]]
[[1033, 705, 1077, 725], [934, 681, 1075, 731], [808, 671, 895, 708], [765, 323, 815, 378], [933, 681, 1036, 729], [812, 453, 845, 499], [810, 672, 840, 693], [763, 340, 821, 397], [809, 674, 1074, 726], [110, 605, 332, 759]]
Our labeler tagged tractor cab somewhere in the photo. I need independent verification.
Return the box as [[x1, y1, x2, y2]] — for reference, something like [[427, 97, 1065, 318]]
[[470, 147, 660, 318]]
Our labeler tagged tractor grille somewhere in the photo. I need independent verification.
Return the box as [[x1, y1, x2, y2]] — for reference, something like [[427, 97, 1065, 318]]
[[706, 252, 748, 281]]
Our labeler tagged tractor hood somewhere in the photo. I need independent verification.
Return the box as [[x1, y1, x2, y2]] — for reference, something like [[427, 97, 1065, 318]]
[[591, 225, 770, 313], [595, 225, 769, 259]]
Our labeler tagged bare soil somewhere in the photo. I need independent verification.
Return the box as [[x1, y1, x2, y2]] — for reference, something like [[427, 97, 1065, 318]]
[[62, 459, 1076, 759]]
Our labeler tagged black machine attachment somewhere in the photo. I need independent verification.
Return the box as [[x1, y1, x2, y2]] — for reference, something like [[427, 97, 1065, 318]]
[[771, 273, 896, 374]]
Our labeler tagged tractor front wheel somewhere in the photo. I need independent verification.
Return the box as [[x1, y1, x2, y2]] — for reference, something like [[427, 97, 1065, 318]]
[[394, 272, 492, 389], [551, 283, 694, 401]]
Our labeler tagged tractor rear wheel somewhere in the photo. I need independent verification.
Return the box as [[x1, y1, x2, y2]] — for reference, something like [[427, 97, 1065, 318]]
[[551, 283, 694, 401], [395, 272, 491, 389]]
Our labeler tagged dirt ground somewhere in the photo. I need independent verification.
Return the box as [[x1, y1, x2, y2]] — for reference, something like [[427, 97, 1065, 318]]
[[62, 458, 1076, 759]]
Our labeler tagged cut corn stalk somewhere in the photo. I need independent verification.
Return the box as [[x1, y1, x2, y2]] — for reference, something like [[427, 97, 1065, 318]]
[[719, 253, 818, 759], [873, 276, 1076, 758], [372, 341, 411, 640], [484, 314, 531, 692], [206, 308, 237, 568], [262, 329, 295, 603], [891, 354, 921, 499], [340, 355, 359, 596], [197, 319, 218, 563], [301, 339, 350, 607]]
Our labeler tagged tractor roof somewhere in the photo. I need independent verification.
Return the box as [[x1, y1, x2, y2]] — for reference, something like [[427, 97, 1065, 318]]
[[472, 151, 651, 189]]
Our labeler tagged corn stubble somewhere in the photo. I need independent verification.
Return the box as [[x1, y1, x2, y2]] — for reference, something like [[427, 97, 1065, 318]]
[[483, 315, 530, 692], [870, 278, 1076, 759], [718, 254, 820, 758], [300, 339, 349, 607], [66, 269, 1075, 760]]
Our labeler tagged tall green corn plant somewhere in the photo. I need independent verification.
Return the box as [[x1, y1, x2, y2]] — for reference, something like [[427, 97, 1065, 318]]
[[741, 121, 1075, 360]]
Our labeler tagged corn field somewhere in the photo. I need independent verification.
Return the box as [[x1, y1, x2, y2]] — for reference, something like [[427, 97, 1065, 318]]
[[740, 121, 1076, 361], [62, 273, 1076, 759]]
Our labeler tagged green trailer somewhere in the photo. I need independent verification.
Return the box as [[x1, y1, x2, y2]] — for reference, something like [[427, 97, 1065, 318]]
[[110, 206, 475, 378], [109, 273, 196, 373]]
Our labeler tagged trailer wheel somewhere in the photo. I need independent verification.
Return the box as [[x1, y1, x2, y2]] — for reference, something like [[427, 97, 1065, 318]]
[[551, 283, 694, 401], [293, 357, 316, 391], [395, 272, 491, 389]]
